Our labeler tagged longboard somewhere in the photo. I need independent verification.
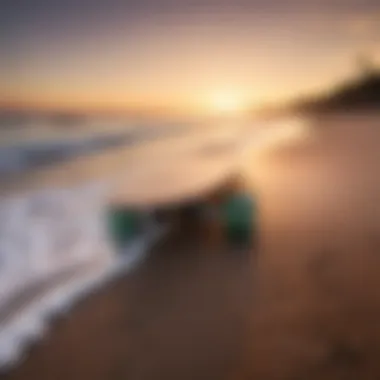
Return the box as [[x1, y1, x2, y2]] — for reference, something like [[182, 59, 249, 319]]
[[106, 157, 256, 248]]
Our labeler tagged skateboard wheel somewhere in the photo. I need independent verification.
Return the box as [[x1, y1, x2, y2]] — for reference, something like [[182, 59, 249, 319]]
[[222, 193, 255, 246], [107, 207, 142, 248]]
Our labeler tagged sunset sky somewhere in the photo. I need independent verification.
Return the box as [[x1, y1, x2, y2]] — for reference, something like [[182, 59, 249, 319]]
[[1, 0, 380, 115]]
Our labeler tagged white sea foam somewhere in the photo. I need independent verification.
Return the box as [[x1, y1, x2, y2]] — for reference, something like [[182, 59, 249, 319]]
[[0, 180, 167, 370]]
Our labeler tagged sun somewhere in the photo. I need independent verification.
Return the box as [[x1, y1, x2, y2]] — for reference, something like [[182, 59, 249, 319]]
[[207, 91, 248, 115]]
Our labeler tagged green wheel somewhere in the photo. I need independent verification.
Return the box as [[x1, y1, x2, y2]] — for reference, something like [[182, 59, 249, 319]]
[[221, 193, 256, 246], [107, 207, 142, 249]]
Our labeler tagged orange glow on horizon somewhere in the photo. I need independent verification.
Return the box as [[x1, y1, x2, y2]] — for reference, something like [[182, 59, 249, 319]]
[[1, 89, 257, 117], [204, 91, 251, 116]]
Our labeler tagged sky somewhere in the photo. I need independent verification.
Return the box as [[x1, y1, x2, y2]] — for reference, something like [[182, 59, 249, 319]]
[[1, 0, 380, 116]]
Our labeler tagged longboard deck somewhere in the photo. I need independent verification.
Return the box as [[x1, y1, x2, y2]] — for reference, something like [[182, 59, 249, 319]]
[[106, 140, 256, 247]]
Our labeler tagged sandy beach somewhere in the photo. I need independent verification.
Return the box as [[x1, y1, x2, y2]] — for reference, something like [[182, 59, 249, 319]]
[[3, 114, 380, 380]]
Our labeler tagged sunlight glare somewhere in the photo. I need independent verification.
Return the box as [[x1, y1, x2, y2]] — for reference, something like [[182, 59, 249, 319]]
[[208, 91, 248, 115]]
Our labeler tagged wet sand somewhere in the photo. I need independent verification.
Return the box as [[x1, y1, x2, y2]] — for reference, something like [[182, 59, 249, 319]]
[[237, 114, 380, 380], [4, 114, 380, 380], [2, 229, 254, 380]]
